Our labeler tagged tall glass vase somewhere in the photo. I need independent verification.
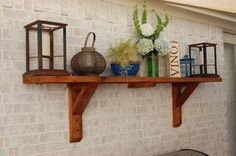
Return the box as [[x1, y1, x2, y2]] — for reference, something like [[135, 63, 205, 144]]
[[147, 53, 159, 77]]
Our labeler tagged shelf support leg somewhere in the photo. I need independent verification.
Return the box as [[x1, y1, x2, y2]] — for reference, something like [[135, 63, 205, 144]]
[[68, 83, 98, 142], [172, 83, 199, 127]]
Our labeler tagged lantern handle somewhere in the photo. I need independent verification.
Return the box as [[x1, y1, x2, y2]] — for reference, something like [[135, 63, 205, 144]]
[[84, 32, 96, 48]]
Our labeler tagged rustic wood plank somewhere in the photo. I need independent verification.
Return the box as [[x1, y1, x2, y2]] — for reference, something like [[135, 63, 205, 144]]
[[23, 75, 222, 84], [68, 86, 82, 142], [72, 85, 97, 115], [68, 83, 97, 142], [69, 115, 82, 143], [128, 82, 156, 88], [172, 84, 182, 127], [172, 83, 199, 127], [176, 83, 199, 107]]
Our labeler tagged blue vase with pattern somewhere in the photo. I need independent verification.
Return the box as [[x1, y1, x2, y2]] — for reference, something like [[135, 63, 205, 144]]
[[110, 64, 140, 76]]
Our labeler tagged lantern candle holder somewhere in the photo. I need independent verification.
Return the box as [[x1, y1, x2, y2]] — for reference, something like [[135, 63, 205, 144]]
[[188, 42, 219, 77], [24, 20, 70, 76], [180, 55, 195, 77]]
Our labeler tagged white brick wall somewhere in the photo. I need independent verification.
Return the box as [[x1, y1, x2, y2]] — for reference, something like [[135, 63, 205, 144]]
[[0, 0, 229, 156]]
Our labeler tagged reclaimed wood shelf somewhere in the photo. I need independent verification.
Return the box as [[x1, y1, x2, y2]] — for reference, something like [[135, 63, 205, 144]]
[[23, 75, 222, 143]]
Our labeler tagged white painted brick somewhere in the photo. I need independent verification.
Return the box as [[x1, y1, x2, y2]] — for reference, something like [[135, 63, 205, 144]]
[[15, 135, 39, 145], [43, 92, 66, 102], [2, 72, 22, 83], [46, 141, 69, 152], [0, 148, 15, 156], [68, 0, 77, 17], [126, 6, 134, 26], [0, 137, 3, 148], [4, 114, 37, 125], [50, 0, 60, 14], [6, 124, 45, 136], [84, 0, 97, 20], [12, 9, 26, 20], [0, 61, 12, 71], [14, 0, 24, 9], [12, 93, 37, 104], [46, 121, 68, 132], [61, 0, 68, 16], [0, 0, 229, 156], [38, 112, 64, 122], [15, 144, 46, 156], [2, 8, 12, 17], [34, 0, 43, 12], [2, 0, 13, 8], [39, 132, 64, 143], [24, 0, 33, 10], [12, 104, 38, 114]]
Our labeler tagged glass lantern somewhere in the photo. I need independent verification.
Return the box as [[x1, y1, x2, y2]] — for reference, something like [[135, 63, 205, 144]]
[[188, 42, 219, 77], [24, 20, 70, 76]]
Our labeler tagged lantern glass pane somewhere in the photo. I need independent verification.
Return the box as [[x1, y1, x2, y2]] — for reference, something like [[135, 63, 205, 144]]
[[43, 58, 50, 69], [42, 32, 50, 56], [54, 30, 63, 56], [54, 57, 64, 70], [29, 58, 37, 71], [29, 31, 37, 57]]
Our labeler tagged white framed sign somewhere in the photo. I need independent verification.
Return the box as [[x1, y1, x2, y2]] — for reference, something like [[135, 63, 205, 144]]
[[166, 41, 181, 77]]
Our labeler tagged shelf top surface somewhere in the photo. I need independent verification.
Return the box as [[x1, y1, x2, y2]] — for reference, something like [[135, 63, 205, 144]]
[[23, 75, 222, 84]]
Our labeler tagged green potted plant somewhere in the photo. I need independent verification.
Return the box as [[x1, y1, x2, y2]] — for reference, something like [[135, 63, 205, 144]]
[[107, 39, 140, 76]]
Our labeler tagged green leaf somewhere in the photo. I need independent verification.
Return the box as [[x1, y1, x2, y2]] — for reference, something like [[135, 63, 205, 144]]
[[153, 11, 169, 39], [141, 4, 147, 24], [163, 14, 169, 27], [133, 5, 142, 36]]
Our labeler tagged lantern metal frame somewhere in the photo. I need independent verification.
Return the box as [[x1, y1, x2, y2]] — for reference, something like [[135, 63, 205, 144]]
[[188, 42, 219, 77], [24, 20, 70, 76], [180, 55, 195, 77]]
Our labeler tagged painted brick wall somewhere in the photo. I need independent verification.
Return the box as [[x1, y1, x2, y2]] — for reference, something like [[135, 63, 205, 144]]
[[0, 0, 229, 156]]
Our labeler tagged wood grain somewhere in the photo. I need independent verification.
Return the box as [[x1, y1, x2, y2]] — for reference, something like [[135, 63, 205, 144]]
[[68, 83, 98, 143], [172, 83, 199, 127], [23, 75, 222, 84]]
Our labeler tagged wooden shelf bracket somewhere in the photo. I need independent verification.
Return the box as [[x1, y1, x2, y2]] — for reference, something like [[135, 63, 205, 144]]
[[68, 83, 98, 142], [172, 82, 199, 127]]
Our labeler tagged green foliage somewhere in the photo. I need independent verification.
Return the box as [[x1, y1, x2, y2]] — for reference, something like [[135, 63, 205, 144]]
[[133, 2, 170, 40], [141, 4, 147, 24], [133, 5, 142, 37], [153, 11, 169, 39], [107, 40, 139, 65]]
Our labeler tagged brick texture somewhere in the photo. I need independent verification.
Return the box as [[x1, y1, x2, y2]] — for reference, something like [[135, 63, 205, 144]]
[[0, 0, 228, 156]]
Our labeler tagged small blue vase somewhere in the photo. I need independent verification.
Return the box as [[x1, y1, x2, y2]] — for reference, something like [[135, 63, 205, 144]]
[[110, 64, 140, 76]]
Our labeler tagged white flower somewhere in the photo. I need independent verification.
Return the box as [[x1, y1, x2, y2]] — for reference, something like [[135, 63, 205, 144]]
[[154, 38, 171, 56], [137, 38, 154, 56], [140, 23, 154, 37]]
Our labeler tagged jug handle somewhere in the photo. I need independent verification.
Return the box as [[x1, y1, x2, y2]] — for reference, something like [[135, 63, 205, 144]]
[[84, 32, 96, 48]]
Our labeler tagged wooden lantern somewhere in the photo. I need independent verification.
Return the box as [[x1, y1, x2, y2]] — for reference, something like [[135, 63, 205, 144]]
[[24, 20, 70, 76], [188, 42, 219, 77]]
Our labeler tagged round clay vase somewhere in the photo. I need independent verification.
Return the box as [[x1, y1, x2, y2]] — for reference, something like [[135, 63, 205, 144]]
[[70, 32, 106, 75]]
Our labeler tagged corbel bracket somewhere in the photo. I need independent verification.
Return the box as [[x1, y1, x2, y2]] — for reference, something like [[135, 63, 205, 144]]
[[68, 83, 98, 142], [172, 82, 199, 127]]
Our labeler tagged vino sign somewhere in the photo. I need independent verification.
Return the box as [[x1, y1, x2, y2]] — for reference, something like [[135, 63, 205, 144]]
[[167, 41, 181, 77]]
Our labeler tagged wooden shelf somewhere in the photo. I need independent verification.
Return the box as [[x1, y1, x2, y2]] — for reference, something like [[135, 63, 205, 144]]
[[23, 75, 222, 84], [23, 75, 222, 143]]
